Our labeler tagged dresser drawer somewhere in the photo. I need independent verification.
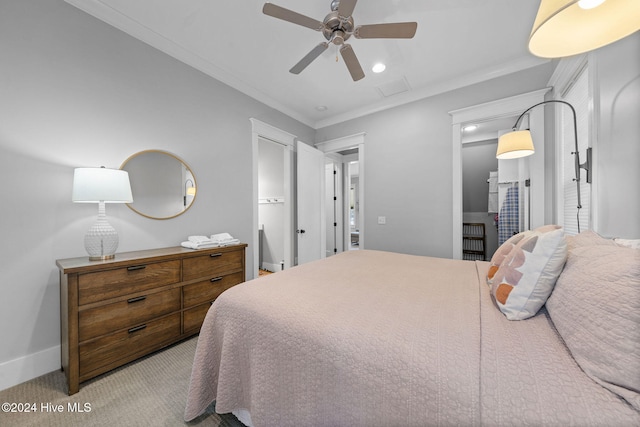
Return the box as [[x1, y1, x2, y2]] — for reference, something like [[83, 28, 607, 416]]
[[183, 249, 243, 282], [183, 271, 243, 308], [78, 288, 181, 342], [78, 260, 181, 305], [79, 313, 181, 379], [183, 303, 212, 334]]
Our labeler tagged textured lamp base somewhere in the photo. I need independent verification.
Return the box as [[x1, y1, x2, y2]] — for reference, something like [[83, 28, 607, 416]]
[[85, 202, 119, 261]]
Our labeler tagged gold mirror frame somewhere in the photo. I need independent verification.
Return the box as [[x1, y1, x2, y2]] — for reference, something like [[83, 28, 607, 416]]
[[120, 150, 197, 220]]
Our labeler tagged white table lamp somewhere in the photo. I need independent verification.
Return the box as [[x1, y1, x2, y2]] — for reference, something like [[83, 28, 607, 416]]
[[72, 167, 133, 260]]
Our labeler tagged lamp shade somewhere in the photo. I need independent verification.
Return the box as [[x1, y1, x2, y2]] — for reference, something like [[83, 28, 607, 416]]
[[72, 167, 133, 203], [496, 130, 535, 159], [529, 0, 640, 58]]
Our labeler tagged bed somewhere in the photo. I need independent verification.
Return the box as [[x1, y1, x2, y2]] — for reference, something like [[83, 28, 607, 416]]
[[184, 229, 640, 426]]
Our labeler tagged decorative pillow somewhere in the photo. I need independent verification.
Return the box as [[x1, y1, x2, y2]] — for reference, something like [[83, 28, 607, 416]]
[[486, 231, 531, 285], [546, 244, 640, 410], [490, 226, 567, 320]]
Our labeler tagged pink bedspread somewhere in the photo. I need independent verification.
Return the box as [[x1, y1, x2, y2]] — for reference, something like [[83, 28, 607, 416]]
[[185, 250, 483, 425], [185, 250, 640, 426]]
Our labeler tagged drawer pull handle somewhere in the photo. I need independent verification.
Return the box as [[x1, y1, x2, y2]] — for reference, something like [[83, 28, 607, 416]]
[[128, 324, 147, 334], [127, 296, 147, 304], [127, 265, 147, 271], [210, 277, 223, 283], [210, 253, 222, 258]]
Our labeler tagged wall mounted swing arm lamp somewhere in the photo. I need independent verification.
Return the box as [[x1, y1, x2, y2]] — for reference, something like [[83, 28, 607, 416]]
[[184, 178, 196, 207], [497, 99, 592, 218]]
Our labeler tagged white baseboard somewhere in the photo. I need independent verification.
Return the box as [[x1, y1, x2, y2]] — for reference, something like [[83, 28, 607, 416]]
[[260, 261, 282, 273], [0, 345, 61, 392]]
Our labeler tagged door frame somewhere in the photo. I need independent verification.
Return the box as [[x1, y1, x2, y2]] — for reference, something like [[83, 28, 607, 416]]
[[449, 89, 550, 259], [315, 132, 366, 250], [324, 153, 345, 256], [250, 118, 295, 279]]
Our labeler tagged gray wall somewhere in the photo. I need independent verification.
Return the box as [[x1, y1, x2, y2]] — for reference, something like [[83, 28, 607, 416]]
[[315, 63, 557, 258], [0, 0, 313, 386]]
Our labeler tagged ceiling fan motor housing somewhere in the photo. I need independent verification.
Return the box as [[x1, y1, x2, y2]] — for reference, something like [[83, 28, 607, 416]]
[[323, 11, 354, 44]]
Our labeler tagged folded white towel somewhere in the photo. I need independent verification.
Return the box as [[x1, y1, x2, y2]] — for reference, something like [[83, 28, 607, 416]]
[[210, 232, 234, 242], [181, 241, 220, 250], [210, 233, 239, 244], [217, 239, 240, 247]]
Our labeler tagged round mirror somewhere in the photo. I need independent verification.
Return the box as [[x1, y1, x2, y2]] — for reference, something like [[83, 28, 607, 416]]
[[120, 150, 196, 219]]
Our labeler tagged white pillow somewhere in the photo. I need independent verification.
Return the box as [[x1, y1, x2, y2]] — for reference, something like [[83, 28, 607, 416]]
[[614, 238, 640, 249], [491, 226, 567, 320]]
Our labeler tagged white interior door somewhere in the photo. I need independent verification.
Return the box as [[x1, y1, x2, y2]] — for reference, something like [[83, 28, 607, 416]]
[[297, 141, 326, 265]]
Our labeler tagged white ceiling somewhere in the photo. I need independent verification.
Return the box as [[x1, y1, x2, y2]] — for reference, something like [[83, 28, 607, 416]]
[[64, 0, 549, 129]]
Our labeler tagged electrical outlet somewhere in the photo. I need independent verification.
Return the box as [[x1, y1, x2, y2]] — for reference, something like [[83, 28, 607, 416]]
[[378, 216, 386, 225]]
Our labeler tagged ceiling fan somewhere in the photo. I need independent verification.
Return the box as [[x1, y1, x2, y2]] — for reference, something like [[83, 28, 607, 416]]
[[263, 0, 418, 81]]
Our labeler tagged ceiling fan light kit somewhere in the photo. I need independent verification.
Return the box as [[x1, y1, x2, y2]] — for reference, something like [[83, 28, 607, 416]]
[[262, 0, 417, 81]]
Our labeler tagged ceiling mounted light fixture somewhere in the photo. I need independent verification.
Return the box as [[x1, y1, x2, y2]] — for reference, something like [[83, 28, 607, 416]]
[[528, 0, 640, 58], [372, 63, 386, 73]]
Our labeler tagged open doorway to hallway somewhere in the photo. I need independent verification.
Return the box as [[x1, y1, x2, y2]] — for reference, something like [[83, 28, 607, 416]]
[[324, 148, 360, 256]]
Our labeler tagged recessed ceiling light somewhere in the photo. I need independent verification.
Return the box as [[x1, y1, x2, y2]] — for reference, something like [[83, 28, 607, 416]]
[[372, 63, 386, 73], [316, 105, 328, 111], [463, 125, 478, 132]]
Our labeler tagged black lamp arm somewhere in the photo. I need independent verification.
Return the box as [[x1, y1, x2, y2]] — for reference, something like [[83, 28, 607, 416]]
[[184, 178, 195, 207], [511, 99, 591, 212]]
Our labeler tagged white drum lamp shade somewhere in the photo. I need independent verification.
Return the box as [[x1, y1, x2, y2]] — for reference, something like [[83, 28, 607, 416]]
[[529, 0, 640, 58], [72, 167, 133, 260], [496, 130, 535, 159]]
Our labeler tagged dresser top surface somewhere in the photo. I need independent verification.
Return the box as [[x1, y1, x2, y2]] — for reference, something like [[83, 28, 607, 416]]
[[56, 244, 247, 274]]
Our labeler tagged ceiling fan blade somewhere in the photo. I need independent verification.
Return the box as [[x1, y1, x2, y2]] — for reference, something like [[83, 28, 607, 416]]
[[337, 0, 358, 18], [355, 22, 418, 39], [290, 42, 329, 75], [340, 44, 365, 81], [263, 3, 324, 31]]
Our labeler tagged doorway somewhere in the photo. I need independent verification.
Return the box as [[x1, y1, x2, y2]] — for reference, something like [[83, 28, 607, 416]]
[[316, 133, 366, 254], [461, 138, 499, 260], [450, 89, 550, 259], [258, 137, 287, 273], [250, 119, 294, 280], [324, 150, 360, 255]]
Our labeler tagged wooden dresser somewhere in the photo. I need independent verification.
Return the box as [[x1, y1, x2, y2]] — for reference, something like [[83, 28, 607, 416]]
[[56, 244, 247, 395]]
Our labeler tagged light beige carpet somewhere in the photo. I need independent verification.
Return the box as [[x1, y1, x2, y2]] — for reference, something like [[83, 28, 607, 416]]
[[0, 337, 244, 426]]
